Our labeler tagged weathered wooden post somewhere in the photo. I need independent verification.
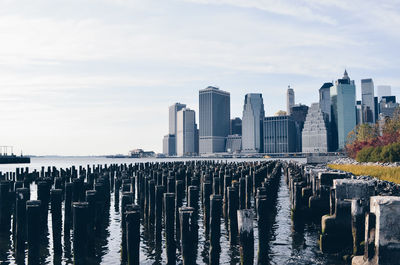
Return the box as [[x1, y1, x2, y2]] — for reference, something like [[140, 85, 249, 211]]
[[209, 194, 222, 265], [126, 207, 140, 265], [164, 192, 176, 265], [256, 195, 268, 264], [51, 189, 63, 255], [73, 202, 89, 265], [180, 206, 196, 265], [227, 186, 238, 245], [238, 209, 254, 265], [15, 187, 29, 255], [175, 180, 184, 245], [27, 200, 41, 264], [203, 181, 212, 237]]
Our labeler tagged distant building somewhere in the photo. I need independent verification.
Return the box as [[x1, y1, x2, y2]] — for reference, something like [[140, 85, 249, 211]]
[[377, 85, 391, 100], [356, 100, 363, 125], [163, 134, 176, 156], [263, 115, 296, 153], [168, 102, 186, 155], [330, 70, 357, 150], [374, 96, 379, 122], [379, 96, 399, 119], [199, 86, 230, 154], [361, 78, 375, 123], [286, 86, 295, 115], [129, 149, 155, 158], [302, 103, 330, 153], [242, 93, 265, 153], [230, 117, 242, 135], [319, 82, 333, 122], [275, 110, 287, 116], [177, 108, 197, 156], [290, 104, 309, 152], [225, 134, 242, 153]]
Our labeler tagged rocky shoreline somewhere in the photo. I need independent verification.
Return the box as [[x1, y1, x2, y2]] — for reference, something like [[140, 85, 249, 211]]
[[329, 157, 400, 167]]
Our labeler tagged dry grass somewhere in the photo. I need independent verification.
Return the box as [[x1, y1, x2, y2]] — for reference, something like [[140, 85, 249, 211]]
[[327, 164, 400, 184]]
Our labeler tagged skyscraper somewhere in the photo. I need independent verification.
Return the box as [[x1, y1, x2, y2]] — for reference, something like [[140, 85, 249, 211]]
[[199, 86, 230, 154], [242, 93, 265, 153], [290, 104, 309, 152], [263, 115, 296, 153], [286, 86, 295, 115], [168, 102, 186, 155], [377, 85, 391, 100], [176, 108, 197, 156], [163, 134, 176, 156], [361, 78, 375, 123], [230, 117, 242, 135], [330, 70, 357, 150], [302, 103, 330, 153], [319, 82, 333, 121]]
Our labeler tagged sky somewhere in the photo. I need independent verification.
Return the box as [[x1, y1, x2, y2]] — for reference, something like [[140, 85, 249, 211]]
[[0, 0, 399, 155]]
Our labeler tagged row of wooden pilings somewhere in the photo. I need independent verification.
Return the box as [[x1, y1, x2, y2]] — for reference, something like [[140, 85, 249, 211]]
[[283, 161, 400, 265], [0, 160, 283, 264]]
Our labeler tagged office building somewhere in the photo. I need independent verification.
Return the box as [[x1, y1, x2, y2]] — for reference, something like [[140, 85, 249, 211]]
[[374, 97, 379, 122], [377, 85, 391, 100], [330, 70, 357, 150], [242, 93, 265, 153], [263, 115, 296, 153], [230, 117, 242, 135], [319, 82, 333, 121], [361, 78, 375, 123], [176, 108, 197, 156], [379, 96, 399, 119], [290, 104, 309, 152], [356, 101, 363, 125], [163, 134, 176, 156], [286, 86, 295, 115], [302, 103, 330, 153], [225, 134, 242, 153], [199, 86, 230, 154], [168, 102, 186, 155]]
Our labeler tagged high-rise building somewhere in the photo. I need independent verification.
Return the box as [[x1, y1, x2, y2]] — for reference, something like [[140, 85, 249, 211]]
[[302, 103, 330, 153], [377, 85, 391, 100], [361, 78, 375, 123], [176, 108, 197, 156], [168, 102, 186, 155], [199, 86, 230, 154], [290, 104, 309, 152], [374, 96, 379, 122], [263, 115, 296, 153], [242, 93, 265, 153], [330, 70, 357, 150], [162, 134, 176, 156], [356, 100, 363, 125], [319, 82, 333, 121], [225, 134, 242, 153], [230, 118, 242, 135], [286, 86, 295, 115], [379, 96, 399, 119]]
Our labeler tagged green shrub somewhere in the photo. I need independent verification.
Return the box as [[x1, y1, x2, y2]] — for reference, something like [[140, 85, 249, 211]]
[[381, 142, 400, 162], [356, 146, 375, 162]]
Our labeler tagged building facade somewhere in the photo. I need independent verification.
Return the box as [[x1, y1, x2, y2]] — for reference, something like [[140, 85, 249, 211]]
[[199, 86, 230, 154], [290, 104, 309, 152], [242, 93, 265, 153], [162, 134, 176, 156], [286, 86, 295, 115], [319, 82, 333, 121], [380, 96, 399, 119], [230, 117, 242, 135], [302, 103, 330, 153], [361, 78, 375, 123], [168, 102, 186, 155], [225, 134, 242, 153], [263, 115, 296, 153], [176, 108, 197, 156], [377, 85, 391, 100], [330, 70, 357, 150]]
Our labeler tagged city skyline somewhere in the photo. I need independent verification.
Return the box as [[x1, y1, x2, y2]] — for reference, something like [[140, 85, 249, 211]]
[[0, 0, 399, 155]]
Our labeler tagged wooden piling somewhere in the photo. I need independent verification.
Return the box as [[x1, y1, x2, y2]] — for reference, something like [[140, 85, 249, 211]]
[[238, 209, 254, 265]]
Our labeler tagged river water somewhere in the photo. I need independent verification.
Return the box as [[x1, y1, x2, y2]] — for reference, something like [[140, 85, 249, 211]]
[[0, 157, 345, 264]]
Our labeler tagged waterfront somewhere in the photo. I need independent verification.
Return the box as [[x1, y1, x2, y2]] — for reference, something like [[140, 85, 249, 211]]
[[0, 157, 346, 265]]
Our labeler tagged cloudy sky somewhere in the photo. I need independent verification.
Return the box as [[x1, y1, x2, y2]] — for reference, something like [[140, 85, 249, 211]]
[[0, 0, 399, 155]]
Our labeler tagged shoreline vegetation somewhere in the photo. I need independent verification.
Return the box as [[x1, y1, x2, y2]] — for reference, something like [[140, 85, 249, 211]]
[[328, 164, 400, 184]]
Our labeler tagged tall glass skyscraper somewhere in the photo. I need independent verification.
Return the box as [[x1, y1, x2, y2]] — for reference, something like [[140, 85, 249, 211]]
[[330, 70, 356, 150], [199, 86, 230, 154], [286, 86, 295, 115], [242, 93, 265, 153], [176, 108, 197, 156], [361, 78, 375, 123]]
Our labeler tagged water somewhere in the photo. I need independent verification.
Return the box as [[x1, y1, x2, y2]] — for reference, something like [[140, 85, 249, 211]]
[[0, 156, 345, 264]]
